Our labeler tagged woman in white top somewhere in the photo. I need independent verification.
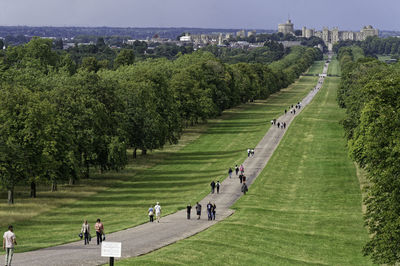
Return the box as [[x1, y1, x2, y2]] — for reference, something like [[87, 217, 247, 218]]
[[81, 220, 90, 245]]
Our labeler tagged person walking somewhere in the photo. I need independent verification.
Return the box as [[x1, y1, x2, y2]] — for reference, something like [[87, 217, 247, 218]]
[[284, 109, 287, 115], [235, 165, 239, 176], [277, 122, 280, 128], [186, 203, 192, 220], [228, 168, 233, 179], [95, 219, 104, 245], [3, 225, 16, 266], [81, 220, 90, 245], [241, 183, 248, 195], [247, 148, 250, 157], [239, 174, 243, 184], [210, 181, 216, 194], [283, 122, 286, 129], [196, 202, 202, 220], [207, 202, 213, 221], [240, 164, 244, 175], [155, 202, 162, 223], [148, 206, 154, 222], [216, 181, 220, 194], [212, 203, 216, 220]]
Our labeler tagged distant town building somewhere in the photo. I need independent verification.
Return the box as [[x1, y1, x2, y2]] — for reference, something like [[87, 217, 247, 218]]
[[247, 30, 256, 37], [179, 33, 192, 42], [278, 20, 294, 35], [236, 30, 246, 38]]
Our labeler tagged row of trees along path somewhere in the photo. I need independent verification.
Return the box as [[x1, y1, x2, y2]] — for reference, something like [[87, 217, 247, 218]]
[[3, 56, 331, 266]]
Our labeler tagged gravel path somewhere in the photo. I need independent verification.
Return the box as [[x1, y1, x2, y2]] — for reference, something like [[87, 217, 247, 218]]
[[3, 57, 330, 266]]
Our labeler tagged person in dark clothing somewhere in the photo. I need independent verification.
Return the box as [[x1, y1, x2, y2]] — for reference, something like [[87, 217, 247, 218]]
[[235, 165, 239, 176], [228, 167, 233, 178], [241, 183, 248, 195], [277, 122, 280, 128], [284, 109, 287, 115], [207, 202, 213, 220], [242, 175, 247, 183], [212, 203, 216, 220], [284, 122, 286, 129], [186, 204, 192, 219], [30, 181, 36, 198], [216, 181, 220, 194], [210, 181, 216, 193], [239, 174, 243, 184], [196, 202, 202, 219]]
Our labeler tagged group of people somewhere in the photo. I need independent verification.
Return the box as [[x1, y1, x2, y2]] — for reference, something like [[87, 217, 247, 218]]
[[271, 119, 286, 129], [234, 164, 248, 195], [247, 148, 255, 157], [186, 201, 216, 221], [79, 218, 105, 246], [148, 202, 162, 223], [210, 180, 221, 194]]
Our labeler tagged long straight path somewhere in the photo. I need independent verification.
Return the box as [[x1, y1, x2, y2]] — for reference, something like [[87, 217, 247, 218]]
[[4, 56, 330, 266]]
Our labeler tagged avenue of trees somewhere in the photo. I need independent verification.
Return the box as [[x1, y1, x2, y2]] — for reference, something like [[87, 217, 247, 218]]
[[0, 38, 322, 204], [337, 46, 400, 264]]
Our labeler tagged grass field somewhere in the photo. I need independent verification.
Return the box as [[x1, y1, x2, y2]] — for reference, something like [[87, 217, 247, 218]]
[[119, 76, 371, 264], [307, 60, 324, 75], [0, 73, 318, 252], [328, 55, 341, 76]]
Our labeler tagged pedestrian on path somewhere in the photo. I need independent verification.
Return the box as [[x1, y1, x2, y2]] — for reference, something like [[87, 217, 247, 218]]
[[95, 219, 104, 245], [3, 225, 16, 266], [247, 148, 250, 157], [148, 206, 154, 222], [239, 174, 243, 184], [241, 183, 248, 195], [81, 220, 90, 245], [212, 203, 216, 220], [196, 202, 202, 220], [207, 202, 213, 220], [277, 122, 280, 128], [240, 164, 244, 175], [228, 167, 233, 178], [242, 175, 247, 183], [284, 109, 287, 115], [235, 165, 239, 176], [155, 202, 162, 223], [216, 181, 220, 194], [186, 204, 192, 220], [251, 149, 255, 156], [284, 122, 286, 129], [210, 180, 216, 193]]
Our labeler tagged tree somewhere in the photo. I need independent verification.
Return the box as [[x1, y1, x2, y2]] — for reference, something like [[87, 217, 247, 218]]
[[114, 49, 135, 69]]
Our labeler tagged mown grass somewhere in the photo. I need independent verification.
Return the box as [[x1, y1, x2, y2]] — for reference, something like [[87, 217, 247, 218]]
[[119, 76, 371, 265], [0, 72, 318, 252], [307, 60, 324, 75], [328, 55, 341, 76]]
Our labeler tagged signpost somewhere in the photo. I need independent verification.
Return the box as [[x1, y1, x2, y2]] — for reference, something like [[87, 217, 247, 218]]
[[101, 242, 121, 266]]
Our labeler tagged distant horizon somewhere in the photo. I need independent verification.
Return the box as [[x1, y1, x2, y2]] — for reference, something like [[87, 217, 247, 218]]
[[1, 0, 399, 31]]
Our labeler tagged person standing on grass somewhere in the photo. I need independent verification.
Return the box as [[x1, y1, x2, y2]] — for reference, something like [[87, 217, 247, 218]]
[[241, 183, 248, 195], [207, 202, 213, 220], [148, 206, 154, 222], [196, 202, 202, 219], [81, 220, 90, 245], [212, 203, 216, 220], [95, 219, 104, 245], [210, 180, 216, 194], [228, 167, 233, 178], [155, 202, 162, 223], [235, 165, 239, 176], [186, 203, 192, 220], [216, 181, 220, 194], [3, 225, 16, 266]]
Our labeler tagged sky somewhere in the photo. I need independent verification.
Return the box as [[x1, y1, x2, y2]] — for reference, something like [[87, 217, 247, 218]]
[[0, 0, 399, 31]]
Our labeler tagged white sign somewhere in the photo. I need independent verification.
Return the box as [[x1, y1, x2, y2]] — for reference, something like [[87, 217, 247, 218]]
[[101, 242, 121, 258]]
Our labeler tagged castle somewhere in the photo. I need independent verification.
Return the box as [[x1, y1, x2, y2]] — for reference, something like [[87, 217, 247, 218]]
[[278, 20, 379, 50]]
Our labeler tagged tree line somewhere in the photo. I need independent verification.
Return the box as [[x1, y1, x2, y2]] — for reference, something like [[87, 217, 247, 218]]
[[337, 46, 400, 264], [333, 36, 400, 57], [0, 38, 322, 204]]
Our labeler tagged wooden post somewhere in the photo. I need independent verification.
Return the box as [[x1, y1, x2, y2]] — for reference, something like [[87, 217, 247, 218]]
[[110, 257, 114, 266]]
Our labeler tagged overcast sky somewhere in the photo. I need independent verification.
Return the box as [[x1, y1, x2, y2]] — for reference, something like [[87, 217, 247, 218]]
[[0, 0, 398, 31]]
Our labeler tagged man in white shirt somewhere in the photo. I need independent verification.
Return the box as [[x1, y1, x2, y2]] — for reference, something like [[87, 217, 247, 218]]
[[3, 225, 17, 266], [154, 202, 161, 223]]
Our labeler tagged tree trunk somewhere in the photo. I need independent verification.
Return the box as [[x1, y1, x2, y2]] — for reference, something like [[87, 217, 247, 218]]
[[30, 181, 36, 198], [141, 149, 147, 156], [133, 148, 137, 159], [8, 188, 14, 204], [84, 161, 90, 179], [51, 181, 57, 192], [69, 177, 74, 186]]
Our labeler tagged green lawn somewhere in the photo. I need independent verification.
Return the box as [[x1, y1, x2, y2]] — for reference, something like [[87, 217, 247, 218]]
[[0, 73, 318, 252], [307, 60, 324, 75], [119, 76, 371, 265], [328, 55, 341, 76]]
